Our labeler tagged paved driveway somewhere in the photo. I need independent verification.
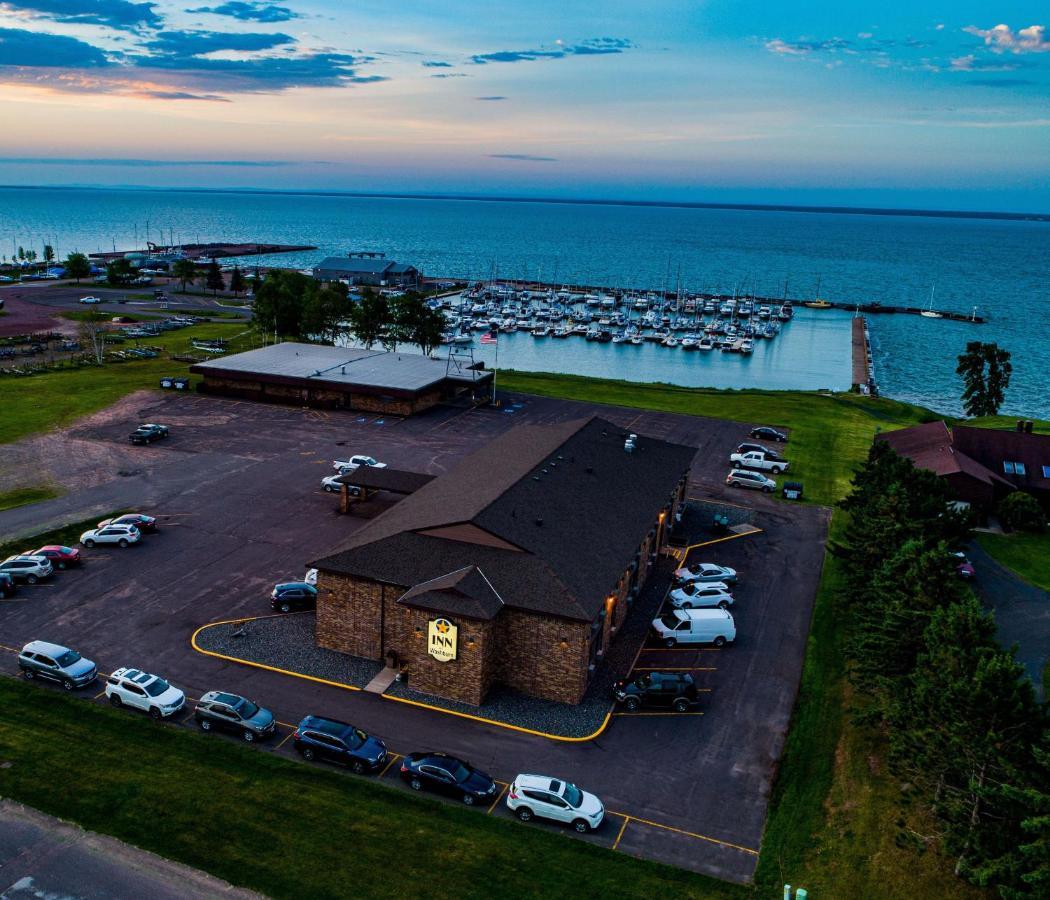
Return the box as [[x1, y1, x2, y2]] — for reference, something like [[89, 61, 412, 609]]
[[0, 391, 828, 884]]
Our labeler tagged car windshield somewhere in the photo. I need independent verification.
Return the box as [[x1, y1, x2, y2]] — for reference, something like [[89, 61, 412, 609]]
[[682, 584, 697, 595], [235, 699, 260, 719], [450, 762, 471, 782], [144, 678, 170, 697], [562, 783, 583, 808], [60, 547, 74, 554], [659, 614, 680, 629], [346, 728, 368, 749], [55, 650, 80, 667]]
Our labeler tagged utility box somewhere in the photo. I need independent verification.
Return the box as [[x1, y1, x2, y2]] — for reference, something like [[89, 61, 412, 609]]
[[782, 481, 803, 501]]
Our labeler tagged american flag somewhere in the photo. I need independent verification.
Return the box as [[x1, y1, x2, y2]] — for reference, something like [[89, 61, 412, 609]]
[[480, 332, 498, 345]]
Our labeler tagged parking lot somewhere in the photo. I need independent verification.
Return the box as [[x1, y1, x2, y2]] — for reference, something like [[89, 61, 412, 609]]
[[0, 391, 829, 884]]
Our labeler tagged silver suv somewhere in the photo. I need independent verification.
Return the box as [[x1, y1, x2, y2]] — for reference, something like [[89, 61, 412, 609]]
[[0, 555, 54, 584], [19, 640, 98, 690], [725, 469, 776, 492]]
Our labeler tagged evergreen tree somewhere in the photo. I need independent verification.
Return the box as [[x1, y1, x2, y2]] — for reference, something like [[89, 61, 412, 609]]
[[957, 341, 1012, 418], [391, 292, 445, 355], [171, 259, 197, 293], [348, 287, 390, 349], [105, 258, 134, 285], [229, 265, 246, 297], [63, 252, 90, 283], [43, 244, 54, 264], [205, 260, 225, 295], [301, 281, 352, 343], [253, 269, 310, 338], [994, 733, 1050, 898]]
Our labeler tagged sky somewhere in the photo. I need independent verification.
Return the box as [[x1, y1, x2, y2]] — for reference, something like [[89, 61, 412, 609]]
[[0, 1, 1047, 211]]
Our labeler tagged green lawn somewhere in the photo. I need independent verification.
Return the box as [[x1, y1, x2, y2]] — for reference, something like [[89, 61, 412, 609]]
[[976, 531, 1050, 593], [0, 484, 60, 511], [0, 677, 743, 900], [0, 322, 257, 445], [497, 371, 935, 506]]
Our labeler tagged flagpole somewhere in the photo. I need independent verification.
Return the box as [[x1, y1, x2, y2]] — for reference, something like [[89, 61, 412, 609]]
[[491, 331, 499, 405]]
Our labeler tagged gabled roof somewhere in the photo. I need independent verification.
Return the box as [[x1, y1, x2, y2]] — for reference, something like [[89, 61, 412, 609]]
[[953, 426, 1050, 488], [877, 422, 1015, 488], [313, 416, 696, 622], [314, 257, 395, 274], [398, 566, 504, 621]]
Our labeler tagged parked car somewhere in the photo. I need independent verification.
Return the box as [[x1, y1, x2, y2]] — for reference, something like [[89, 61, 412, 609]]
[[18, 640, 97, 690], [613, 672, 698, 712], [78, 295, 102, 304], [0, 573, 15, 599], [129, 424, 169, 445], [730, 451, 789, 474], [98, 513, 157, 533], [953, 552, 976, 579], [750, 426, 787, 442], [321, 474, 362, 494], [292, 715, 387, 773], [195, 691, 277, 742], [673, 562, 737, 585], [332, 455, 386, 472], [80, 524, 141, 548], [304, 568, 318, 586], [651, 608, 736, 648], [399, 752, 498, 805], [506, 775, 604, 833], [736, 442, 784, 460], [0, 555, 54, 584], [668, 581, 734, 610], [726, 470, 776, 492], [271, 582, 317, 613], [24, 545, 81, 569], [105, 667, 185, 719]]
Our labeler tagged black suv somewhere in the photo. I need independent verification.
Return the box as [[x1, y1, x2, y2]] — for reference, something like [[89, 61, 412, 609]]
[[0, 573, 15, 599], [292, 715, 387, 774], [195, 691, 277, 742], [613, 672, 698, 712], [271, 582, 317, 613]]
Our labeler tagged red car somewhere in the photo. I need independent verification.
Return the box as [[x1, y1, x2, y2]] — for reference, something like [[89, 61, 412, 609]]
[[27, 545, 82, 570], [98, 514, 157, 533]]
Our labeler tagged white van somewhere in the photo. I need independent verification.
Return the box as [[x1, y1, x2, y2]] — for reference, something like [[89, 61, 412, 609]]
[[651, 608, 736, 648]]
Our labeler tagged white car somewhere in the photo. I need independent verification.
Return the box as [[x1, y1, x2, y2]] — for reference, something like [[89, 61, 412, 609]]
[[730, 451, 789, 474], [304, 568, 318, 586], [668, 581, 734, 609], [674, 562, 737, 585], [105, 667, 185, 719], [321, 474, 362, 494], [80, 523, 141, 548], [332, 455, 386, 472], [0, 555, 54, 584], [78, 295, 103, 304], [506, 774, 604, 833]]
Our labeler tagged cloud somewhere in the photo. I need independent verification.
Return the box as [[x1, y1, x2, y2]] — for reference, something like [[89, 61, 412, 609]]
[[949, 54, 1021, 72], [429, 72, 467, 78], [963, 24, 1050, 54], [146, 29, 295, 55], [966, 77, 1035, 87], [0, 0, 161, 31], [421, 60, 451, 68], [471, 37, 632, 64], [764, 37, 852, 56], [475, 95, 505, 100], [0, 156, 293, 165], [188, 2, 297, 22], [0, 26, 109, 66], [488, 153, 557, 162]]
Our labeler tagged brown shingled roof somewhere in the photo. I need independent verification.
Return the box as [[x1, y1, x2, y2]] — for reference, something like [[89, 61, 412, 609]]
[[398, 566, 505, 621]]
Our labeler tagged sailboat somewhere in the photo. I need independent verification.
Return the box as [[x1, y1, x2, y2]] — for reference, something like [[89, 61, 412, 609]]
[[920, 285, 943, 318], [803, 275, 832, 309]]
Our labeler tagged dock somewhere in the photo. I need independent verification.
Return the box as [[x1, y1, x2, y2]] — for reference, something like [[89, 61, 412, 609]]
[[89, 242, 316, 263], [852, 316, 877, 395]]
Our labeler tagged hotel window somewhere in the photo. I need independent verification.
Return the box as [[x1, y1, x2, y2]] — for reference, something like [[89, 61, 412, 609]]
[[1004, 461, 1026, 475], [1043, 466, 1050, 479]]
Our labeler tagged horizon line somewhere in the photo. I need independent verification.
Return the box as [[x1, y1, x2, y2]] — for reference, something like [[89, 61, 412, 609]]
[[0, 183, 1047, 223]]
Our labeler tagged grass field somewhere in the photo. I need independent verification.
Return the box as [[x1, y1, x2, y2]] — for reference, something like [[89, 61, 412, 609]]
[[977, 531, 1050, 593], [0, 484, 60, 512], [0, 677, 744, 900]]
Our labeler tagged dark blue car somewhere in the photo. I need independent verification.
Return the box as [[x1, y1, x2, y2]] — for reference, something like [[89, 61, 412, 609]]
[[399, 752, 498, 805], [293, 715, 387, 774]]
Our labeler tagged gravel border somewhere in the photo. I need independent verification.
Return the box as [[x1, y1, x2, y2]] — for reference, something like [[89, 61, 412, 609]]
[[194, 613, 382, 689]]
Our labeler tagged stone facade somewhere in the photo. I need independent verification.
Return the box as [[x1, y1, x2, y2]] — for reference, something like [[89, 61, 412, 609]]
[[316, 574, 386, 659], [197, 375, 442, 416]]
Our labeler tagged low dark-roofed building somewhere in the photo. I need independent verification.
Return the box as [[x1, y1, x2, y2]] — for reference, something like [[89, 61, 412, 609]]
[[311, 416, 695, 706], [313, 252, 420, 288]]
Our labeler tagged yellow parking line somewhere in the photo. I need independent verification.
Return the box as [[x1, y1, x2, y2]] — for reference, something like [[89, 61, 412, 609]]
[[608, 812, 759, 856], [634, 666, 717, 672], [612, 815, 631, 850], [274, 731, 295, 751], [93, 689, 107, 700], [378, 753, 401, 778], [612, 712, 705, 717], [0, 643, 20, 654], [488, 782, 509, 814]]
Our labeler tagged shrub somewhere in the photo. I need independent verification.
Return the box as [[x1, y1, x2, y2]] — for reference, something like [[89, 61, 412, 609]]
[[998, 491, 1046, 533]]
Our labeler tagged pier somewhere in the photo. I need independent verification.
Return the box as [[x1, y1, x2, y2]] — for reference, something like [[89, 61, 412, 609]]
[[851, 316, 877, 395], [89, 241, 316, 263]]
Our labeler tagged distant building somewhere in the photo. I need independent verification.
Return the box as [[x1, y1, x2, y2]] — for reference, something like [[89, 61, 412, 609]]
[[313, 252, 420, 288], [877, 421, 1050, 511]]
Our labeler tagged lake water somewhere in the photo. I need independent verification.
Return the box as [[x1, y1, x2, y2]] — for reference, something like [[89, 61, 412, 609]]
[[2, 187, 1047, 414]]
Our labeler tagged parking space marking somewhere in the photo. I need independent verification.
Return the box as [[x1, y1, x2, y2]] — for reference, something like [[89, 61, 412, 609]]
[[633, 666, 716, 672], [0, 644, 20, 654], [273, 731, 295, 751], [612, 711, 705, 717], [92, 689, 107, 700], [378, 753, 401, 779], [609, 812, 759, 856], [487, 782, 509, 814], [178, 709, 196, 725], [612, 815, 631, 851]]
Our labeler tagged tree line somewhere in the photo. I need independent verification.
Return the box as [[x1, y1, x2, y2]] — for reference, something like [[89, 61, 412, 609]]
[[837, 442, 1048, 896], [251, 270, 445, 355]]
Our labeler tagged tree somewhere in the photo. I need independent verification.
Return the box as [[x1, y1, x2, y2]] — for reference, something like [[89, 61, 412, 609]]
[[301, 280, 351, 343], [348, 287, 390, 349], [63, 252, 91, 283], [171, 259, 197, 293], [391, 292, 445, 356], [252, 269, 310, 338], [229, 265, 246, 297], [999, 492, 1046, 533], [16, 246, 24, 262], [205, 260, 225, 295], [105, 258, 134, 285], [957, 341, 1012, 418], [43, 244, 54, 264]]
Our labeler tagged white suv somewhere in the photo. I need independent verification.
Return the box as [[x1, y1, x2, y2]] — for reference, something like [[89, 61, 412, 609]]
[[506, 774, 604, 833], [668, 581, 734, 610], [80, 523, 141, 548], [726, 469, 776, 492], [0, 555, 53, 584], [106, 667, 185, 719]]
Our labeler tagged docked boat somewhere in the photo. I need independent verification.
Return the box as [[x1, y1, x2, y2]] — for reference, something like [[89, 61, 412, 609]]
[[740, 338, 754, 354], [698, 336, 715, 351], [803, 299, 832, 309], [663, 336, 679, 348]]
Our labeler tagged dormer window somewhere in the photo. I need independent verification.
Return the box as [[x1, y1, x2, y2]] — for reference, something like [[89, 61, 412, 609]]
[[1004, 461, 1026, 475]]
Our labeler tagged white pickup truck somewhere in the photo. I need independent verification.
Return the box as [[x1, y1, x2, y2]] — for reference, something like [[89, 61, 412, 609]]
[[730, 451, 789, 474]]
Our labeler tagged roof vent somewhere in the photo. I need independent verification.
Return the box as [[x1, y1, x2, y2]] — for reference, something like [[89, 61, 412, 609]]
[[586, 466, 594, 474], [535, 518, 543, 526]]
